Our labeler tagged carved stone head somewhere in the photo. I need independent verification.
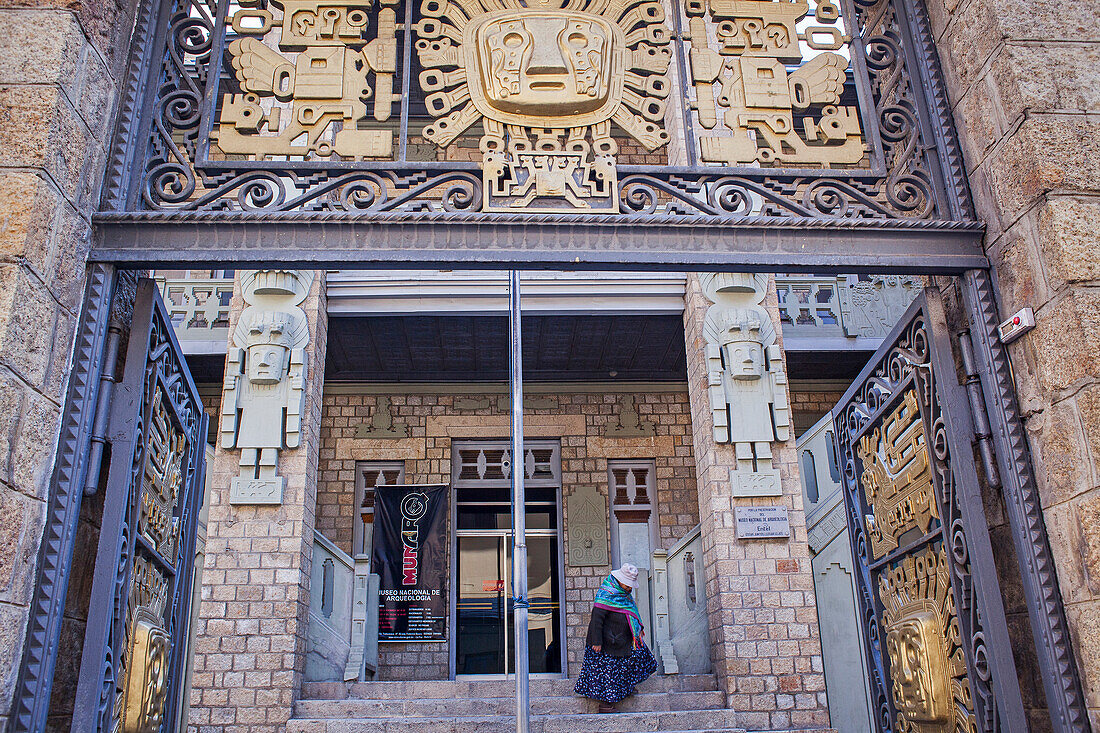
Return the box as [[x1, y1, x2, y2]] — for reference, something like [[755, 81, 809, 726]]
[[245, 314, 293, 384], [718, 309, 765, 380], [470, 10, 622, 122]]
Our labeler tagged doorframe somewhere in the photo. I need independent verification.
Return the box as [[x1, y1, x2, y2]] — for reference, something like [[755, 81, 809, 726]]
[[448, 438, 568, 679], [12, 265, 1091, 732]]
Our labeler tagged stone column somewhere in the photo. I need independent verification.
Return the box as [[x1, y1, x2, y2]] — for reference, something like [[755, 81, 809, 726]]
[[188, 271, 327, 733], [682, 272, 828, 731]]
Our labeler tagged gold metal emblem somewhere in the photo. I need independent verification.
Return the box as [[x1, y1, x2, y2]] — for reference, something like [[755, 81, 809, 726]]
[[116, 558, 171, 733], [215, 0, 398, 160], [857, 389, 939, 560], [115, 386, 187, 733], [687, 0, 866, 166], [140, 387, 188, 563], [879, 546, 975, 733], [414, 0, 673, 211]]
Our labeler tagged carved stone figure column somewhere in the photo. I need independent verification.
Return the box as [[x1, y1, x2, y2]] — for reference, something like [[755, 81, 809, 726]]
[[683, 273, 829, 730], [188, 271, 327, 733]]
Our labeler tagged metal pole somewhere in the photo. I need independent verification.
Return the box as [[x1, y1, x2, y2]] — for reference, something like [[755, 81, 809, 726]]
[[509, 270, 530, 733]]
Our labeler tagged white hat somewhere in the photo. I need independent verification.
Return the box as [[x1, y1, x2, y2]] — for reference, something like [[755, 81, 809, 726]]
[[611, 564, 640, 589]]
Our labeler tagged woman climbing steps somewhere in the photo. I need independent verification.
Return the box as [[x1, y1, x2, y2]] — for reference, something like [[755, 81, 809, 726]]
[[573, 564, 658, 713]]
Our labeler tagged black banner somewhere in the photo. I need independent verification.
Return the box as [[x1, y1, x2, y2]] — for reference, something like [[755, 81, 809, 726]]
[[372, 484, 448, 642]]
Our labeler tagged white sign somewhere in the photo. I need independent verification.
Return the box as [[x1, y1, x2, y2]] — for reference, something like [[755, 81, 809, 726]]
[[729, 467, 783, 497], [230, 476, 285, 505], [735, 506, 791, 539]]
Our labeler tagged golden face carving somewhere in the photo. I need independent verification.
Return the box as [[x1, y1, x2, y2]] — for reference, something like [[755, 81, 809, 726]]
[[885, 608, 951, 726], [121, 608, 171, 733], [466, 10, 625, 126]]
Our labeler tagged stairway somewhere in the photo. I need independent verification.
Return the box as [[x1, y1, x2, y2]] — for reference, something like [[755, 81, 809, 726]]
[[288, 674, 748, 732]]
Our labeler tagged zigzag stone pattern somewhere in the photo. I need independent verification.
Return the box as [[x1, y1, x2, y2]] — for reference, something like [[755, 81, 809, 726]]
[[10, 264, 116, 733]]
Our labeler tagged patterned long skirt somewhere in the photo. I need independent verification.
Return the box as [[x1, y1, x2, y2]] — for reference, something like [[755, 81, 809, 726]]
[[573, 644, 658, 703]]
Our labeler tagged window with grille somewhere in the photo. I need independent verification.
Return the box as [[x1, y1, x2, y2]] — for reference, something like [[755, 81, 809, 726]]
[[452, 441, 560, 489], [608, 460, 657, 569], [353, 460, 405, 557]]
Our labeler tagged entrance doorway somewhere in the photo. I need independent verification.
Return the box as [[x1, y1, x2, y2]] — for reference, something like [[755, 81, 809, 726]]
[[450, 440, 565, 677]]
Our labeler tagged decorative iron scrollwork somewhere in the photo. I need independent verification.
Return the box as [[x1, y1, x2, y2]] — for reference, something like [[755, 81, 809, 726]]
[[72, 280, 208, 733], [110, 0, 970, 218], [834, 305, 1002, 732]]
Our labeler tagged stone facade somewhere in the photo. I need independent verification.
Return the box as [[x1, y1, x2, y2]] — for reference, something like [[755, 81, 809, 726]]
[[0, 0, 134, 725], [927, 0, 1100, 724], [188, 273, 328, 733], [315, 387, 700, 679], [682, 274, 828, 730], [787, 385, 848, 436]]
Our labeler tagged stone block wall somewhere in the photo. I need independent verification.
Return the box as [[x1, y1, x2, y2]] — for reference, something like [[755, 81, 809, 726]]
[[926, 0, 1100, 724], [315, 387, 699, 679], [681, 274, 828, 730], [787, 385, 847, 437], [0, 0, 135, 724]]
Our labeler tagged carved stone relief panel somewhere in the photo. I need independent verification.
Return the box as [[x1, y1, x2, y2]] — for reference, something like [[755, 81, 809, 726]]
[[222, 270, 315, 504], [567, 484, 610, 567], [213, 0, 399, 161], [413, 0, 673, 211], [685, 0, 868, 167], [701, 273, 790, 496]]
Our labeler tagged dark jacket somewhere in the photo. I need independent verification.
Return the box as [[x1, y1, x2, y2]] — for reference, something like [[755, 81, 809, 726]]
[[586, 606, 634, 658]]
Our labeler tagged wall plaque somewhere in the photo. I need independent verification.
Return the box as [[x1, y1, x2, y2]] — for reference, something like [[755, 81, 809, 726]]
[[567, 485, 609, 567], [730, 467, 783, 498], [735, 506, 791, 539]]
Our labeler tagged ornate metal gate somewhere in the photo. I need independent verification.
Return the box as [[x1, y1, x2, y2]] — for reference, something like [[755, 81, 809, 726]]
[[71, 279, 208, 733], [834, 289, 1027, 732]]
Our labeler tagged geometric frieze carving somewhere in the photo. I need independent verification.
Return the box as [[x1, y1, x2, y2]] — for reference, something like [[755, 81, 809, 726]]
[[878, 545, 974, 733], [701, 273, 790, 488], [838, 275, 924, 338], [604, 395, 656, 438], [567, 484, 610, 567], [729, 465, 782, 497], [688, 0, 867, 167], [857, 388, 938, 561], [215, 0, 398, 160], [353, 396, 409, 438], [413, 0, 673, 212], [223, 270, 314, 505]]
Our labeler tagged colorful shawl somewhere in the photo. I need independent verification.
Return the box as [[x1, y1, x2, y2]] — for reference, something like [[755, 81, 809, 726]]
[[593, 574, 645, 649]]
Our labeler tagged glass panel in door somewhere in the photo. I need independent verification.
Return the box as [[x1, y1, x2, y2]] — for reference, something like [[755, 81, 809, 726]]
[[456, 535, 508, 675], [456, 534, 562, 675]]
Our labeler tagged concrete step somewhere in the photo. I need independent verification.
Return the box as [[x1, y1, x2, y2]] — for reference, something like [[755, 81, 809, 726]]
[[300, 674, 720, 701], [294, 689, 725, 717], [287, 709, 747, 733]]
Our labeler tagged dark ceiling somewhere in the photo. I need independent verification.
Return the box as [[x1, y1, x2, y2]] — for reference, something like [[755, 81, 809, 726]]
[[325, 314, 689, 382], [184, 315, 876, 386]]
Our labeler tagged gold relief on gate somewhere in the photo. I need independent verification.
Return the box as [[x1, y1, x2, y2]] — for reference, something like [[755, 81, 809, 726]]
[[116, 557, 171, 733], [879, 546, 974, 733], [686, 0, 867, 167], [857, 389, 939, 560], [414, 0, 672, 211], [215, 0, 398, 160], [139, 387, 188, 563]]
